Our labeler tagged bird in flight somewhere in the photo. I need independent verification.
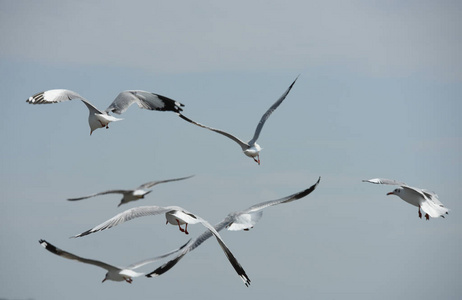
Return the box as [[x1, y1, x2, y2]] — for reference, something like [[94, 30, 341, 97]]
[[27, 89, 185, 135], [178, 76, 299, 164], [67, 175, 194, 207], [363, 178, 449, 220]]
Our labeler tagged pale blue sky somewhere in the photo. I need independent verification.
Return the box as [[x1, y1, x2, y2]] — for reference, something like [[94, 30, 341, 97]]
[[1, 1, 461, 300]]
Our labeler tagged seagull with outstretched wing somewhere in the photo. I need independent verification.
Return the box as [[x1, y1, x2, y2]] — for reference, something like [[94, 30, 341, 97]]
[[68, 175, 194, 207], [363, 178, 449, 220], [38, 238, 189, 283], [72, 205, 251, 287], [178, 76, 299, 164], [27, 89, 184, 135], [146, 177, 320, 280]]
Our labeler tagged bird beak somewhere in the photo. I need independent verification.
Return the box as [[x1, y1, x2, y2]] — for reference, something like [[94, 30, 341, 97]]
[[386, 192, 394, 196], [102, 278, 107, 283]]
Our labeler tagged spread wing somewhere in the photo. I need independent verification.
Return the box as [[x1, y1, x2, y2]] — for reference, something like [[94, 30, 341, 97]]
[[248, 76, 298, 145], [362, 178, 407, 187], [126, 239, 191, 270], [105, 90, 184, 114], [72, 206, 174, 238], [178, 113, 249, 151], [39, 239, 119, 272], [137, 175, 194, 190], [27, 89, 103, 114], [67, 190, 128, 201]]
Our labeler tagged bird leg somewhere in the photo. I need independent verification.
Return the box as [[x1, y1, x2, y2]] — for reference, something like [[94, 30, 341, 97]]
[[124, 277, 133, 284], [418, 207, 422, 219], [253, 155, 260, 165], [176, 219, 188, 234], [425, 213, 430, 220]]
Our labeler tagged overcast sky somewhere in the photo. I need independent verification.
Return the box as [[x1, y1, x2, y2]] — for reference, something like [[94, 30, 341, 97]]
[[1, 1, 461, 300]]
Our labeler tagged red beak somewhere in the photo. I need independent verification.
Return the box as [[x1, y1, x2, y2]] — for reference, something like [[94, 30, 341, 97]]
[[386, 192, 394, 196]]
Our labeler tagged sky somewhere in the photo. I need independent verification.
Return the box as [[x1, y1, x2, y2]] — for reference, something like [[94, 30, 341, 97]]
[[0, 0, 461, 299]]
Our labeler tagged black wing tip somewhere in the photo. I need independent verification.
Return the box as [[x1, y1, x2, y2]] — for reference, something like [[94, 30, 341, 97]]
[[39, 239, 59, 254], [70, 230, 90, 239], [155, 94, 185, 113], [27, 92, 46, 104]]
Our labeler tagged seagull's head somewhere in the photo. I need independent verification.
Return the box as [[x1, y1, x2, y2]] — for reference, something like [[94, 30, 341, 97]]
[[387, 188, 402, 196], [102, 272, 110, 283]]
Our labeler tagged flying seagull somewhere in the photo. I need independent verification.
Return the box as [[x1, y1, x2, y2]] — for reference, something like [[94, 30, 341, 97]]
[[146, 177, 320, 279], [68, 175, 194, 207], [362, 178, 449, 220], [178, 76, 298, 164], [27, 89, 185, 135], [38, 238, 189, 283], [72, 205, 251, 286]]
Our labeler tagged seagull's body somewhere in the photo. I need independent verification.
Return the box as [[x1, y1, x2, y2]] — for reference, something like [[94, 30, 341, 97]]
[[72, 205, 251, 286], [68, 175, 194, 207], [27, 89, 184, 135], [38, 239, 189, 283], [146, 177, 320, 279], [363, 178, 449, 220], [178, 76, 298, 164]]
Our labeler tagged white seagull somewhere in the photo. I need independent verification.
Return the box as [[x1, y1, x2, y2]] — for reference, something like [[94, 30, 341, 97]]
[[27, 89, 185, 135], [363, 178, 449, 220], [146, 177, 320, 279], [38, 238, 189, 283], [178, 76, 298, 164], [67, 175, 194, 207], [72, 205, 251, 286]]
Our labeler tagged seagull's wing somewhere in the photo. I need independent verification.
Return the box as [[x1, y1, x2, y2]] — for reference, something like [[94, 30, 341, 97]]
[[399, 186, 449, 218], [179, 113, 249, 151], [146, 218, 233, 279], [420, 197, 449, 218], [27, 89, 104, 114], [39, 239, 120, 272], [247, 76, 298, 146], [421, 189, 444, 205], [137, 175, 195, 190], [227, 176, 321, 231], [105, 91, 185, 114], [244, 176, 320, 213], [126, 239, 191, 270], [362, 178, 408, 186], [152, 211, 251, 287], [67, 190, 129, 201], [72, 206, 173, 238]]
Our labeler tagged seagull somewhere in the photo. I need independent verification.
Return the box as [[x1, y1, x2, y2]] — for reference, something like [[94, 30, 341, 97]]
[[362, 178, 449, 220], [146, 177, 320, 279], [67, 175, 194, 207], [27, 89, 185, 135], [38, 238, 190, 283], [178, 76, 298, 164], [72, 205, 251, 286]]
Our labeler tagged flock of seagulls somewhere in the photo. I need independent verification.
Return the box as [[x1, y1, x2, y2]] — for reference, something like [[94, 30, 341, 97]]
[[29, 76, 449, 287]]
